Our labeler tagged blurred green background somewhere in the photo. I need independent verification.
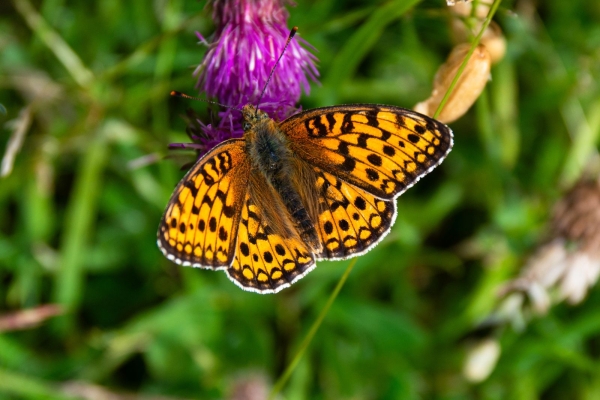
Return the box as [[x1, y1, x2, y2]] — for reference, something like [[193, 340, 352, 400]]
[[2, 0, 600, 398]]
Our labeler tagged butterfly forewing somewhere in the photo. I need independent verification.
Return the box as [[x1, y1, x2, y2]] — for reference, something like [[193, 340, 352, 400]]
[[280, 105, 453, 200], [157, 140, 250, 269]]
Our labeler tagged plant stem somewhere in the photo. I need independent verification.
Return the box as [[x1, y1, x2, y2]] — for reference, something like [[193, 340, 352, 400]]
[[268, 258, 358, 399]]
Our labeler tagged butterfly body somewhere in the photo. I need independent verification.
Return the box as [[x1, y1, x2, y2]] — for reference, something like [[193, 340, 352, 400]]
[[243, 105, 322, 252], [159, 104, 453, 293]]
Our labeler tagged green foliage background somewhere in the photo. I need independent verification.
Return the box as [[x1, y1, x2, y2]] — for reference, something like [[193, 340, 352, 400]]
[[1, 0, 600, 398]]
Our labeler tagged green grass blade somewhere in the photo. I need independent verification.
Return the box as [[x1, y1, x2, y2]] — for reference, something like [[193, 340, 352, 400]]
[[269, 258, 358, 399]]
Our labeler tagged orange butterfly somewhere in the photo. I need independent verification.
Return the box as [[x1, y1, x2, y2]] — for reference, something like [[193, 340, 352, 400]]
[[158, 103, 453, 293]]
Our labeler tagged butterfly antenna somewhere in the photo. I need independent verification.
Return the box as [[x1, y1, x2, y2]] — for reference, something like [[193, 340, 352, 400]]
[[255, 26, 298, 115], [170, 91, 242, 112]]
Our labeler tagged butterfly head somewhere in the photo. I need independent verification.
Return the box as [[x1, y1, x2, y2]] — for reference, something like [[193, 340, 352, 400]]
[[241, 105, 270, 132]]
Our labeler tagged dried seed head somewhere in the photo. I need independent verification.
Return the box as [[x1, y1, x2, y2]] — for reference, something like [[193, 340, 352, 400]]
[[452, 20, 506, 64], [449, 0, 506, 65], [552, 179, 600, 257], [480, 22, 507, 64], [558, 251, 600, 304], [414, 44, 491, 123], [502, 179, 600, 311]]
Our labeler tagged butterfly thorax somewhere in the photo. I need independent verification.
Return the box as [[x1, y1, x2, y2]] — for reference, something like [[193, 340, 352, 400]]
[[242, 105, 322, 252], [241, 105, 288, 176]]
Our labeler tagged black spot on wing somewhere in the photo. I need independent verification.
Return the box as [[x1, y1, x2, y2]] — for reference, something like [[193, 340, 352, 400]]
[[306, 117, 328, 137], [219, 226, 228, 241], [341, 156, 356, 172], [407, 134, 420, 143], [324, 221, 334, 235], [200, 167, 215, 185], [341, 112, 354, 133], [275, 244, 286, 256], [366, 168, 379, 182], [354, 197, 366, 210], [383, 145, 395, 157], [414, 124, 426, 134], [338, 141, 350, 155], [223, 205, 236, 218], [357, 134, 369, 148], [380, 129, 391, 141], [425, 119, 436, 131], [365, 109, 379, 127], [396, 114, 406, 127], [326, 113, 336, 131], [339, 219, 350, 231], [367, 154, 382, 167], [263, 251, 273, 263], [240, 242, 250, 256]]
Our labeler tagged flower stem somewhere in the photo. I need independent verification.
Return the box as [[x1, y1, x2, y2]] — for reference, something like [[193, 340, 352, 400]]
[[433, 0, 503, 119], [268, 258, 358, 400]]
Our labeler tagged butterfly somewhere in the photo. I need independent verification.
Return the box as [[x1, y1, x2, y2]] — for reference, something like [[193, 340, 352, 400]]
[[158, 104, 453, 293]]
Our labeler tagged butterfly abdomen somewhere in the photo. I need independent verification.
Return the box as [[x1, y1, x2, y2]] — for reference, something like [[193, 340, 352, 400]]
[[269, 170, 321, 251], [248, 120, 321, 251]]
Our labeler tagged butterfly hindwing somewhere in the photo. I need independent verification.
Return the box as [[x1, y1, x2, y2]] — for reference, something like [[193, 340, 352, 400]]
[[227, 177, 315, 293], [314, 168, 396, 260], [280, 104, 453, 200], [157, 139, 250, 269]]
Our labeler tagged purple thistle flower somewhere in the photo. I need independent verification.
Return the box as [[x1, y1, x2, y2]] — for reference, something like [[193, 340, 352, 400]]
[[183, 0, 318, 156]]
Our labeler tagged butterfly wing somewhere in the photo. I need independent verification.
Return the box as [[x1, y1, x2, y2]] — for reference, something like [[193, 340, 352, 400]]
[[227, 170, 316, 293], [157, 139, 250, 269], [313, 167, 396, 260], [226, 173, 316, 293], [279, 104, 452, 260], [280, 104, 453, 200]]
